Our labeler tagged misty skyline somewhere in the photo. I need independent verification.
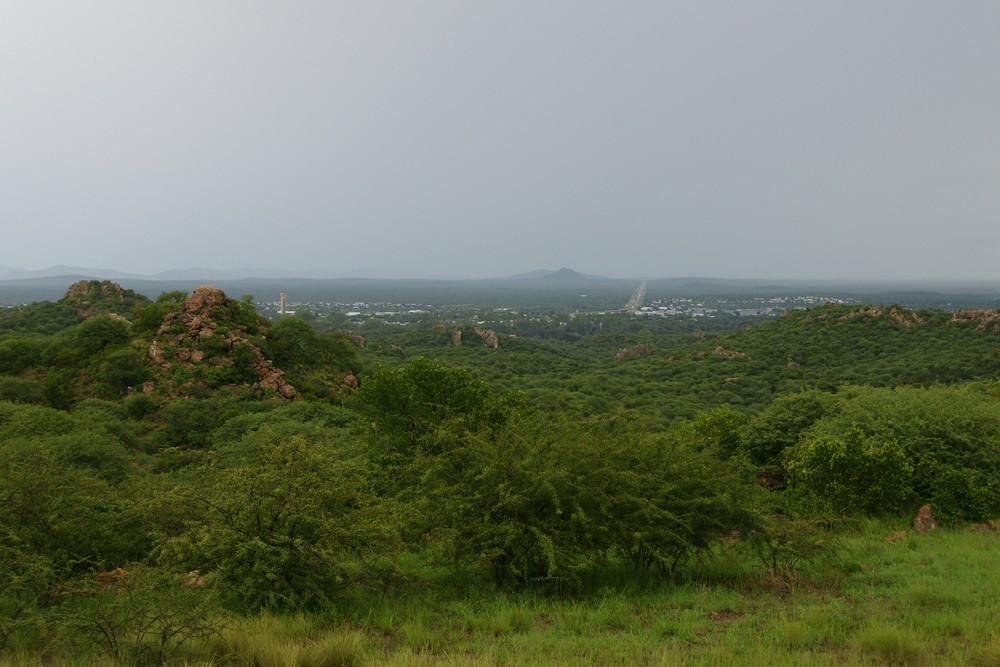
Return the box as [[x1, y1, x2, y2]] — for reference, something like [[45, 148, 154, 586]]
[[3, 2, 999, 281]]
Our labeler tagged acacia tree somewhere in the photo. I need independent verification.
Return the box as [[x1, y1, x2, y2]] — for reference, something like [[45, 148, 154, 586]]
[[160, 422, 396, 611], [355, 357, 523, 460]]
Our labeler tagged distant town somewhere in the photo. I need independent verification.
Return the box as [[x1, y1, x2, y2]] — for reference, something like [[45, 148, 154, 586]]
[[258, 292, 861, 330]]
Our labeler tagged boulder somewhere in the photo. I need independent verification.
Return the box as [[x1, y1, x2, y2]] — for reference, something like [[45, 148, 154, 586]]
[[149, 341, 165, 364], [914, 504, 938, 532]]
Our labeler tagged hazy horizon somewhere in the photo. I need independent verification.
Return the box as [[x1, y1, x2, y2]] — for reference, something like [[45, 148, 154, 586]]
[[5, 263, 1000, 288], [3, 2, 999, 280]]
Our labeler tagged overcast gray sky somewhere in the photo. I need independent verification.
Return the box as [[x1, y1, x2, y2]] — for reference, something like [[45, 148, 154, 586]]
[[2, 1, 998, 280]]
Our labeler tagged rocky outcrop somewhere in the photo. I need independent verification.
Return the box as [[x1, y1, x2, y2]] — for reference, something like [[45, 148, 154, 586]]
[[158, 286, 231, 339], [450, 329, 463, 346], [951, 308, 1000, 333], [150, 285, 296, 399], [839, 306, 925, 327], [64, 279, 127, 304], [474, 327, 499, 349], [614, 344, 651, 360], [253, 359, 297, 399], [337, 330, 366, 348], [61, 280, 146, 319], [713, 346, 745, 358]]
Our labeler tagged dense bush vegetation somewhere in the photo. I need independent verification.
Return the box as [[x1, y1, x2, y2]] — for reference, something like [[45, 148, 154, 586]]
[[1, 286, 999, 663]]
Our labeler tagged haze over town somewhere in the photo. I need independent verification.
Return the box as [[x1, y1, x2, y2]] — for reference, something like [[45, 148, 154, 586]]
[[3, 2, 999, 280]]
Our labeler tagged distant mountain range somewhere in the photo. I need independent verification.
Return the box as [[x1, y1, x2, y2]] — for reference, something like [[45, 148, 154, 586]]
[[0, 265, 609, 282], [0, 265, 308, 281]]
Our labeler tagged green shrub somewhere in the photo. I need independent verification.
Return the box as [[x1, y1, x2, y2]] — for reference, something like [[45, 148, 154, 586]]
[[54, 566, 224, 665], [161, 425, 395, 611], [804, 385, 1000, 520], [71, 316, 131, 357], [787, 427, 913, 515], [0, 377, 47, 405], [0, 539, 58, 651], [124, 393, 158, 420], [417, 415, 762, 588]]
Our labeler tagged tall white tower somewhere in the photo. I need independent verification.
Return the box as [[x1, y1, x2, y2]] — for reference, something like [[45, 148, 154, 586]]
[[279, 291, 287, 316]]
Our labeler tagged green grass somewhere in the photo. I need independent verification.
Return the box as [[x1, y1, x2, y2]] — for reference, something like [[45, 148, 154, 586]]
[[3, 520, 997, 665]]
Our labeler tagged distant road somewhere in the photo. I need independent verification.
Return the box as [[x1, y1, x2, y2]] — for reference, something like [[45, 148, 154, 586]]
[[626, 281, 647, 311]]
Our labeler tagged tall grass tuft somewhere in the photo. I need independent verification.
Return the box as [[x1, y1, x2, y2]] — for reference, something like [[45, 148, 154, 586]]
[[854, 624, 929, 665], [210, 614, 366, 667]]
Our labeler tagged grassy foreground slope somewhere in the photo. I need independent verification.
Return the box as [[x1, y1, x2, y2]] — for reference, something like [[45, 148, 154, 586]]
[[3, 521, 997, 666]]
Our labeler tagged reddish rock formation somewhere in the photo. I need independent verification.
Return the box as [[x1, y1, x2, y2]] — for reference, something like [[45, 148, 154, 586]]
[[713, 346, 745, 358], [450, 329, 463, 346], [151, 285, 296, 399], [252, 359, 297, 399]]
